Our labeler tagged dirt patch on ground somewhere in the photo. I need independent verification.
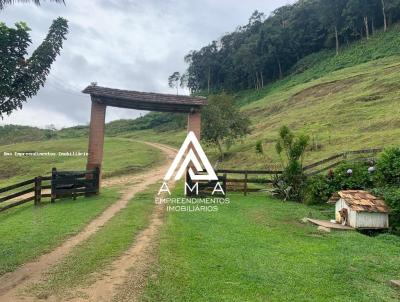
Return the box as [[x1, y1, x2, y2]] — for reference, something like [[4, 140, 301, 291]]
[[0, 141, 176, 302], [289, 75, 363, 103], [383, 63, 400, 75], [67, 190, 172, 302]]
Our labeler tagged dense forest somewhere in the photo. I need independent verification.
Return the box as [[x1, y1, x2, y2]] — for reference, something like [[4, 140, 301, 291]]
[[180, 0, 400, 93]]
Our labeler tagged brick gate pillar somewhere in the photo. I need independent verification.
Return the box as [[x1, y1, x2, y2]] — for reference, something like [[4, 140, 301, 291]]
[[86, 98, 107, 179], [187, 110, 201, 139], [186, 110, 202, 195]]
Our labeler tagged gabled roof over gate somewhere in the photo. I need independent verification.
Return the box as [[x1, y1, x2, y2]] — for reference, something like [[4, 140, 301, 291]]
[[82, 85, 207, 113]]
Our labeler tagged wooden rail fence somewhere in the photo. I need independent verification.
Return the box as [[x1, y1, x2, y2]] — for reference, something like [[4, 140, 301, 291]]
[[0, 148, 383, 208], [215, 169, 281, 196], [215, 148, 382, 195], [303, 148, 382, 176], [0, 167, 99, 212]]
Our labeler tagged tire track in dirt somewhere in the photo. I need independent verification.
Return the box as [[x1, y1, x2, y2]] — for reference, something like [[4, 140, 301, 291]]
[[0, 142, 176, 302], [67, 187, 173, 302]]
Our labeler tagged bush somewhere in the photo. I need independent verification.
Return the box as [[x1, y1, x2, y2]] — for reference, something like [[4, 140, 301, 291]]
[[376, 147, 400, 185], [304, 161, 374, 204], [333, 161, 374, 189], [275, 125, 309, 202], [372, 186, 400, 234], [304, 174, 337, 205]]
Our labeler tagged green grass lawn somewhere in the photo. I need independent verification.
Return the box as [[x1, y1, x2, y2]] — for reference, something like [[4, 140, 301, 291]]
[[143, 192, 400, 302], [0, 137, 162, 187], [0, 189, 120, 276], [30, 184, 158, 299], [120, 129, 186, 149]]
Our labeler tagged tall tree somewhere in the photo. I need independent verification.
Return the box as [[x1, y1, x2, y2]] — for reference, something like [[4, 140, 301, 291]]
[[201, 93, 250, 159], [0, 18, 68, 117], [182, 0, 400, 93], [382, 0, 388, 31], [0, 0, 64, 10], [319, 0, 347, 55], [168, 71, 181, 95], [384, 0, 400, 26]]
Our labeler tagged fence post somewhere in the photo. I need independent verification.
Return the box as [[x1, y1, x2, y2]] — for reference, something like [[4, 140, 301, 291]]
[[34, 176, 42, 206], [223, 173, 227, 196], [94, 166, 100, 194], [244, 171, 248, 196], [51, 167, 57, 203]]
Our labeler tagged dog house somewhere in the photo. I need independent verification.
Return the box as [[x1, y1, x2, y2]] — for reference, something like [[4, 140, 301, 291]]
[[328, 190, 389, 229]]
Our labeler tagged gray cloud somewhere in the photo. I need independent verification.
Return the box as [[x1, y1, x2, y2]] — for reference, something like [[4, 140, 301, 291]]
[[0, 0, 294, 128]]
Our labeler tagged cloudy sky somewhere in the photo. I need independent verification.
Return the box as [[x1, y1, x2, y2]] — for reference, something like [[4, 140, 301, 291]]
[[0, 0, 294, 129]]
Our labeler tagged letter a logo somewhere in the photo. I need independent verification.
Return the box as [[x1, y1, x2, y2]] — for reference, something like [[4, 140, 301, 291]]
[[164, 131, 218, 181]]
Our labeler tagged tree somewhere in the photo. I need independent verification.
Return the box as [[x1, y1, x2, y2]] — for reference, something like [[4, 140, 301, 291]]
[[0, 18, 68, 118], [382, 0, 388, 31], [182, 0, 400, 93], [384, 0, 400, 26], [319, 0, 347, 55], [201, 93, 250, 159], [0, 0, 64, 10], [168, 71, 181, 95], [275, 125, 309, 201]]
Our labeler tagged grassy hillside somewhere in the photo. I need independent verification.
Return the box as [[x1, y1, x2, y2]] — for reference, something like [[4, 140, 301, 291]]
[[0, 125, 54, 145], [212, 28, 400, 169], [111, 27, 400, 169], [0, 138, 162, 187]]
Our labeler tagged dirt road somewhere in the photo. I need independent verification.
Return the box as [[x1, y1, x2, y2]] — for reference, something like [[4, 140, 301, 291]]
[[0, 141, 176, 302]]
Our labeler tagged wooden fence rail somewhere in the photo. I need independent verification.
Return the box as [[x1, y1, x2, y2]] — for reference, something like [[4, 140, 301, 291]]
[[0, 177, 46, 212], [0, 148, 384, 208], [0, 168, 99, 213], [303, 148, 382, 176], [215, 169, 280, 196], [216, 148, 383, 195]]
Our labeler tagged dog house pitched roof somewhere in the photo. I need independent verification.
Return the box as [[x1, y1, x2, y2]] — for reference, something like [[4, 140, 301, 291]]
[[328, 190, 389, 213]]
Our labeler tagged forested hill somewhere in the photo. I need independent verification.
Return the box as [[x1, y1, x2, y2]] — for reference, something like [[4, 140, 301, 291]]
[[180, 0, 400, 93]]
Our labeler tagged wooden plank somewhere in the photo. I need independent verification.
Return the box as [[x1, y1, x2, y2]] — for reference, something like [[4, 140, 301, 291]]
[[0, 187, 34, 203], [0, 196, 34, 212], [307, 218, 354, 230], [244, 172, 248, 196], [34, 176, 42, 206], [54, 179, 89, 186], [226, 178, 273, 183], [346, 148, 382, 155], [305, 161, 342, 177], [51, 167, 57, 203], [228, 188, 260, 193], [303, 153, 344, 171], [0, 178, 35, 193], [55, 188, 97, 195], [56, 170, 95, 176], [216, 169, 282, 175], [390, 280, 400, 289]]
